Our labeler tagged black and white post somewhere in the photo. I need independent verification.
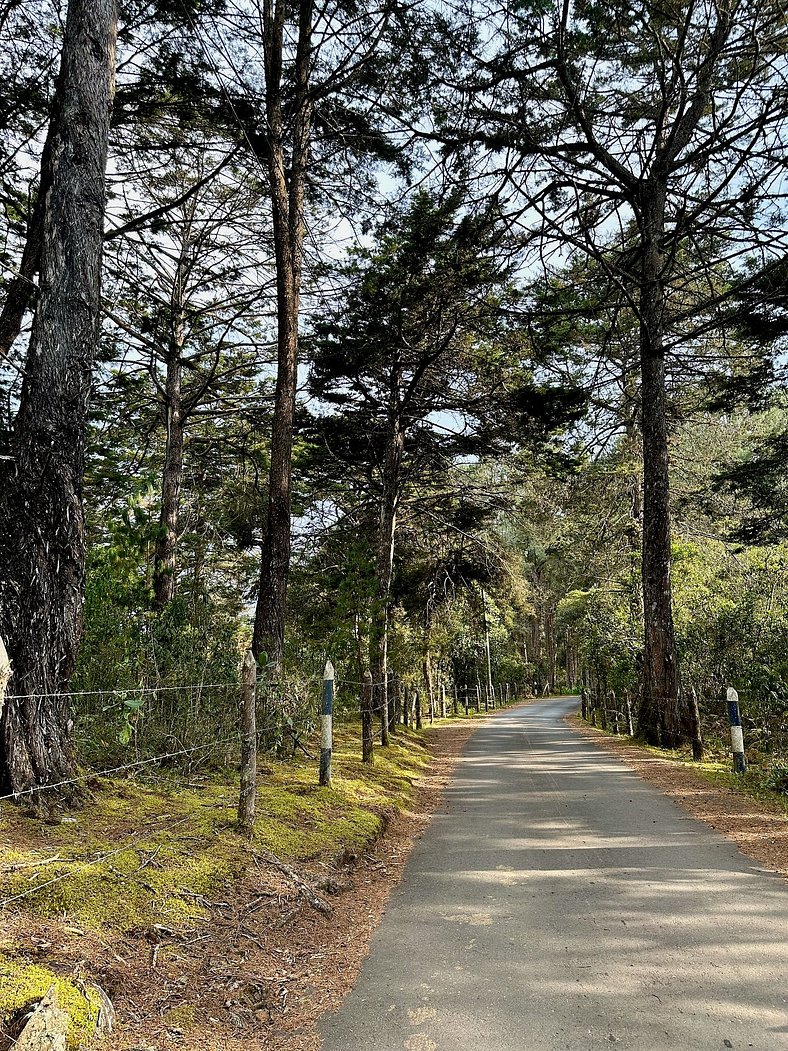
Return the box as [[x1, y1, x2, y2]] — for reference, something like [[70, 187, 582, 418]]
[[319, 660, 335, 786], [727, 686, 746, 774]]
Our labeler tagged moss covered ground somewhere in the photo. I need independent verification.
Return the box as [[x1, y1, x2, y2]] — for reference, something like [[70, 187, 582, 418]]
[[0, 712, 477, 1046]]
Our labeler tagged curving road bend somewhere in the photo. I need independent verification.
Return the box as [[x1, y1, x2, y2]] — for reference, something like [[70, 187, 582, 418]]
[[319, 697, 788, 1051]]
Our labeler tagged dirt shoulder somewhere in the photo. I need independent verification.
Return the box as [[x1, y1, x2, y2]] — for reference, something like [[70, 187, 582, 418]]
[[568, 714, 788, 881], [100, 718, 479, 1051]]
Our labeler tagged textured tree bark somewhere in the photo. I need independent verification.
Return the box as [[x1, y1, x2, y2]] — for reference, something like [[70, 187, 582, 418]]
[[252, 0, 313, 671], [153, 301, 186, 609], [0, 94, 60, 361], [0, 0, 117, 796], [361, 669, 374, 764], [636, 186, 683, 747], [153, 353, 184, 609], [367, 381, 405, 750]]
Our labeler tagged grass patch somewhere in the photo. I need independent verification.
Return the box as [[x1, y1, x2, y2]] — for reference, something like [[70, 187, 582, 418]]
[[0, 718, 439, 934]]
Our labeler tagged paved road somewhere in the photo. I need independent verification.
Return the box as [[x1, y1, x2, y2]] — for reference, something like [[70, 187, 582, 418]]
[[320, 698, 788, 1051]]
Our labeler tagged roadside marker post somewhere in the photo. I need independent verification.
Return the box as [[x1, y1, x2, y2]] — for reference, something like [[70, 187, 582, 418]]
[[319, 661, 334, 786], [727, 687, 746, 774]]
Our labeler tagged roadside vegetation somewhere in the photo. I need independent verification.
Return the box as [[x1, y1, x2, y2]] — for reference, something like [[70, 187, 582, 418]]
[[2, 0, 788, 1043]]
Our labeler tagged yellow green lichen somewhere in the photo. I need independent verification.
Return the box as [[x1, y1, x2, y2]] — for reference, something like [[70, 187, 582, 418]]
[[0, 954, 100, 1050]]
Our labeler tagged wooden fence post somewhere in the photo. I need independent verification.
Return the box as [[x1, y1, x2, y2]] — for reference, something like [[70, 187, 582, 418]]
[[238, 649, 257, 834], [390, 673, 400, 733], [362, 669, 374, 764], [0, 636, 11, 725], [689, 685, 704, 761], [319, 661, 335, 786]]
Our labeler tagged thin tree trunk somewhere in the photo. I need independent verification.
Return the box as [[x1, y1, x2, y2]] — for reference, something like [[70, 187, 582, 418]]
[[423, 652, 435, 723], [0, 96, 61, 361], [153, 226, 190, 610], [636, 186, 682, 747], [368, 374, 404, 746], [153, 349, 184, 609], [361, 669, 374, 764], [252, 0, 313, 671], [481, 588, 494, 699], [0, 0, 116, 796]]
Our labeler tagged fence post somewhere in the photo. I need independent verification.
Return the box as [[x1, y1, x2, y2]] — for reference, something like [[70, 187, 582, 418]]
[[727, 687, 746, 773], [319, 661, 335, 786], [362, 669, 374, 764], [415, 689, 422, 730], [0, 636, 11, 725], [238, 649, 257, 834], [689, 685, 704, 761], [390, 673, 400, 733], [611, 691, 620, 734]]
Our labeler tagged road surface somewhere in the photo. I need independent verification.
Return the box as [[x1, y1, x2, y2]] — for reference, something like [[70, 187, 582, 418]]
[[320, 697, 788, 1051]]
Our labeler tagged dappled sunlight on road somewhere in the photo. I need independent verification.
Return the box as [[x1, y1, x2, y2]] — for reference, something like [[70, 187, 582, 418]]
[[321, 698, 788, 1051]]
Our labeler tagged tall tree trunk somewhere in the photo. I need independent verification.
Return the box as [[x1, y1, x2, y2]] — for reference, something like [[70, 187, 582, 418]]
[[481, 588, 494, 697], [623, 364, 643, 625], [368, 377, 405, 750], [636, 186, 683, 747], [252, 0, 313, 671], [0, 94, 61, 362], [153, 349, 184, 609], [0, 0, 116, 796], [153, 241, 189, 610]]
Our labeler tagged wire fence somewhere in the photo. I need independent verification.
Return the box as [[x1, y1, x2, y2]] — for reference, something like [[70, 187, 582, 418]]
[[71, 680, 243, 770], [579, 681, 788, 759]]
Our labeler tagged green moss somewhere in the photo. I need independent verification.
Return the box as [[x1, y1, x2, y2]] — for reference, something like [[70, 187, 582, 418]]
[[0, 713, 445, 933], [163, 1002, 197, 1029], [0, 782, 243, 931], [0, 954, 100, 1049]]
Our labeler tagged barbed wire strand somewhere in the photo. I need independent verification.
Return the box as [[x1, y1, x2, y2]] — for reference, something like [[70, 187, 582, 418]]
[[0, 812, 197, 909], [0, 736, 241, 804], [4, 682, 241, 702]]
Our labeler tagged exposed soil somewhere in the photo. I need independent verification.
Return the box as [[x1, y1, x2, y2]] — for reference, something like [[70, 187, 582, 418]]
[[569, 714, 788, 881], [2, 719, 480, 1051]]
